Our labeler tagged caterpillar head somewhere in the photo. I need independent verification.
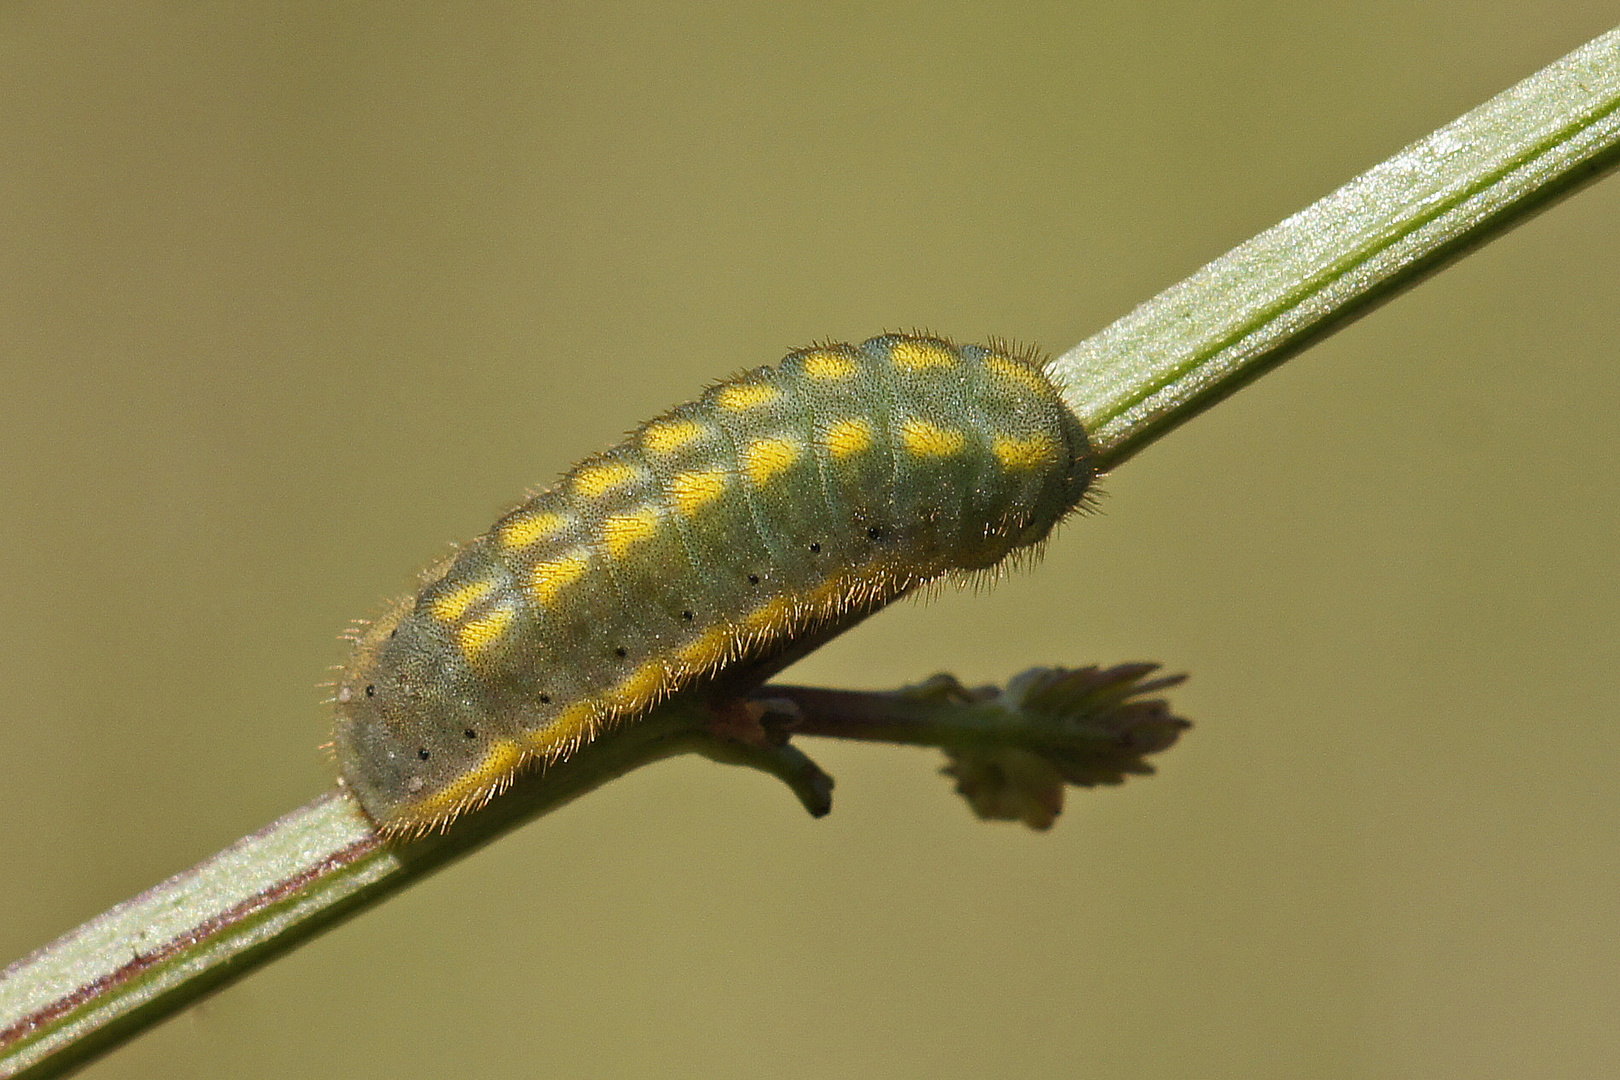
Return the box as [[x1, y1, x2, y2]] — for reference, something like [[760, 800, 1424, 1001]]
[[333, 597, 509, 833]]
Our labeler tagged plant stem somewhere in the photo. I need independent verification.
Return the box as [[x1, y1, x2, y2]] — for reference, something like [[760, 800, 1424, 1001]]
[[1049, 26, 1620, 471], [3, 24, 1618, 1080], [0, 701, 710, 1080]]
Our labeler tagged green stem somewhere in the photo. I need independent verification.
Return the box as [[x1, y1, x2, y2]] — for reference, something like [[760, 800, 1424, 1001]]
[[1050, 26, 1620, 471], [3, 24, 1618, 1080], [0, 702, 714, 1080]]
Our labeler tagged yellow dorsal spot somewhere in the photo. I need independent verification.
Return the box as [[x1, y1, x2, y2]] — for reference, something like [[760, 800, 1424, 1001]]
[[498, 510, 570, 552], [992, 432, 1059, 470], [641, 418, 709, 456], [821, 418, 873, 460], [458, 604, 516, 661], [983, 353, 1049, 394], [890, 339, 956, 371], [430, 578, 496, 623], [715, 381, 781, 412], [405, 737, 525, 822], [901, 418, 966, 457], [668, 467, 728, 515], [743, 437, 801, 486], [530, 549, 590, 605], [602, 506, 661, 556], [802, 351, 858, 381], [573, 460, 640, 499]]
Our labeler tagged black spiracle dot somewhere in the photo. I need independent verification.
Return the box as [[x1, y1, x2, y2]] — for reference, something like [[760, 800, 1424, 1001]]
[[808, 542, 821, 554], [681, 610, 695, 621], [539, 693, 551, 704], [614, 645, 628, 658], [364, 684, 376, 698], [389, 628, 398, 639], [747, 574, 760, 585], [464, 728, 478, 740], [417, 748, 430, 761], [867, 525, 884, 541]]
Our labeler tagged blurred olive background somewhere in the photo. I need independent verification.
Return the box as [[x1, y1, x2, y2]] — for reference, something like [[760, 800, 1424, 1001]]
[[3, 3, 1618, 1078]]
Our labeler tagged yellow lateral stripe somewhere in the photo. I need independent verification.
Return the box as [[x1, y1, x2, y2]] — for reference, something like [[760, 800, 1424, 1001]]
[[641, 418, 709, 455], [530, 549, 590, 605], [890, 339, 956, 370], [602, 506, 661, 556], [458, 604, 516, 660], [498, 510, 571, 552], [528, 702, 599, 756], [430, 578, 496, 623], [821, 418, 873, 460], [992, 432, 1059, 470], [601, 662, 670, 712], [742, 595, 796, 633], [802, 351, 858, 381], [715, 381, 780, 411], [668, 467, 728, 515], [675, 624, 734, 674], [573, 460, 640, 498], [743, 437, 801, 486], [901, 418, 966, 456], [404, 737, 525, 820], [982, 353, 1049, 393]]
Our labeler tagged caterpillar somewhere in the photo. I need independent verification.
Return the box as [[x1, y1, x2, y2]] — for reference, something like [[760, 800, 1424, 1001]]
[[333, 334, 1095, 835]]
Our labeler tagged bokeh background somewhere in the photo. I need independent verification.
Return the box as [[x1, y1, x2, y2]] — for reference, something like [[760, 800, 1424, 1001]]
[[3, 4, 1618, 1078]]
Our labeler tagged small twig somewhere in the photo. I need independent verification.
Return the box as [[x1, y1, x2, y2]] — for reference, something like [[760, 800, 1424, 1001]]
[[772, 666, 1191, 830]]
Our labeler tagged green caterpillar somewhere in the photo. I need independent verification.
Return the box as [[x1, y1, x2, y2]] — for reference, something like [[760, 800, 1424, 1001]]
[[333, 334, 1094, 834]]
